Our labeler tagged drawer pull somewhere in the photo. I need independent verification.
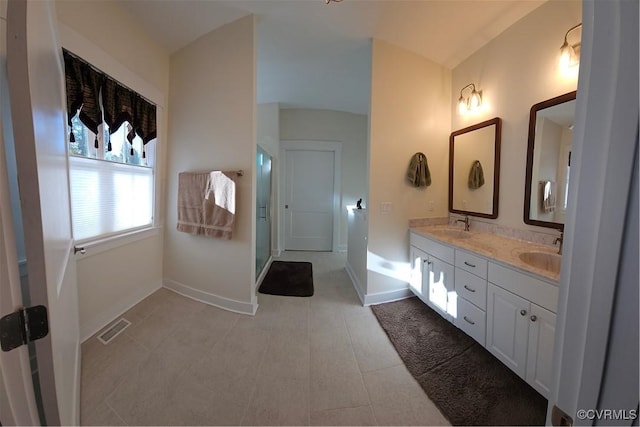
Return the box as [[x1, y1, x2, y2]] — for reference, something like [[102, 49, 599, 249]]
[[530, 315, 538, 322], [464, 261, 477, 268], [520, 309, 527, 316], [463, 285, 476, 293], [463, 316, 475, 325]]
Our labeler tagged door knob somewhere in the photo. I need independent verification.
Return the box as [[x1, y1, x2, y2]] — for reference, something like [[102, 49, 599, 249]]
[[74, 246, 86, 255], [530, 315, 538, 322], [520, 309, 527, 316]]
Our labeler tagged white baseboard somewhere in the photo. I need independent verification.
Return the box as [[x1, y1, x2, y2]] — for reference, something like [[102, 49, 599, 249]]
[[81, 280, 162, 342], [163, 279, 258, 316], [255, 256, 273, 294], [345, 262, 366, 305], [345, 262, 413, 306], [364, 288, 413, 306]]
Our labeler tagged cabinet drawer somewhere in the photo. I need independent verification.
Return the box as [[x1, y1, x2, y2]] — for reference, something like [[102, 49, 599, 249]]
[[488, 262, 559, 313], [455, 268, 487, 310], [454, 297, 486, 346], [410, 232, 455, 264], [455, 249, 488, 279]]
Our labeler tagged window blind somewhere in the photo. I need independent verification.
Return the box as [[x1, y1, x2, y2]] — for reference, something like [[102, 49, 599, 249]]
[[69, 156, 153, 241]]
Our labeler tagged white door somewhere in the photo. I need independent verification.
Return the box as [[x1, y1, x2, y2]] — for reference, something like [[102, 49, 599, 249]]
[[486, 284, 529, 378], [6, 1, 80, 425], [283, 143, 338, 251], [525, 304, 556, 397], [1, 4, 39, 424]]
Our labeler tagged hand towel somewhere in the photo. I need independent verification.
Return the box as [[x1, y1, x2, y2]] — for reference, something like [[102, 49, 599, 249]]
[[468, 160, 485, 189], [407, 152, 432, 188], [177, 171, 237, 239]]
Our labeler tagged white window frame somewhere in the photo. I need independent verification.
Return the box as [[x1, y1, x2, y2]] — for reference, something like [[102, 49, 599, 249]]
[[59, 23, 166, 251]]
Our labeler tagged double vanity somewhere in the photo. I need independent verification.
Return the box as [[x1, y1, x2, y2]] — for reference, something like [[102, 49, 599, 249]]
[[408, 225, 560, 398]]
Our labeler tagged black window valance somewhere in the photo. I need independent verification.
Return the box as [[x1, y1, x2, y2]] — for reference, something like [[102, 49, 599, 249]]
[[63, 49, 157, 155]]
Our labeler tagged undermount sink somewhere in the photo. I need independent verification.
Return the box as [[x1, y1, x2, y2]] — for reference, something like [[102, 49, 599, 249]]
[[518, 251, 561, 274], [430, 228, 472, 239]]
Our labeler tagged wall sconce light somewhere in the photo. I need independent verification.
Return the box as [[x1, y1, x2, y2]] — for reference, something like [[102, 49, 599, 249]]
[[458, 83, 482, 115], [559, 23, 582, 70]]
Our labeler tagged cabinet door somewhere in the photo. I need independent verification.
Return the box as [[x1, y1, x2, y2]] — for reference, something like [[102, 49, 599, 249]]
[[409, 246, 428, 296], [426, 256, 454, 322], [486, 284, 530, 378], [526, 304, 556, 397]]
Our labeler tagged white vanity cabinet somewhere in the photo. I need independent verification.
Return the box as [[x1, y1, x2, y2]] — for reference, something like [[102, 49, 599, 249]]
[[408, 229, 559, 399], [409, 232, 455, 322], [453, 249, 488, 345], [487, 262, 558, 397]]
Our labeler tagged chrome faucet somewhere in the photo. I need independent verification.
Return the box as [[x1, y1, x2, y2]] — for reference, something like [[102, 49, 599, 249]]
[[554, 231, 564, 255], [457, 215, 470, 231]]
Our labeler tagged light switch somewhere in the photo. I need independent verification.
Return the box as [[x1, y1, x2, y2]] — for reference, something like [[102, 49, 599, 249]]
[[380, 202, 392, 215]]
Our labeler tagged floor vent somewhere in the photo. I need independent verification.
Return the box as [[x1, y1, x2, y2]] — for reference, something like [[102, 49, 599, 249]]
[[98, 318, 131, 345]]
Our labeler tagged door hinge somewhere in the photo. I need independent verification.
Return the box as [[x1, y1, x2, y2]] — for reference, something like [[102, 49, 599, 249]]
[[0, 305, 49, 352]]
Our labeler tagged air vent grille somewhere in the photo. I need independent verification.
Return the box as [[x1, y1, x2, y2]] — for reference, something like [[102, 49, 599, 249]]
[[98, 318, 131, 345]]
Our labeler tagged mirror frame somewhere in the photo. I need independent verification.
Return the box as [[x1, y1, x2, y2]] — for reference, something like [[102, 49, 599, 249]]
[[523, 91, 577, 231], [448, 117, 502, 219]]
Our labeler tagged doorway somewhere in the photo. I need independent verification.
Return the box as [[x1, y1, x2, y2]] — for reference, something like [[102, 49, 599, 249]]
[[256, 146, 273, 277], [281, 140, 341, 252]]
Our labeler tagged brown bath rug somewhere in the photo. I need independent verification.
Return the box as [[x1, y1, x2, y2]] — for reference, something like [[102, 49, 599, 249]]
[[371, 297, 547, 426], [258, 261, 314, 297]]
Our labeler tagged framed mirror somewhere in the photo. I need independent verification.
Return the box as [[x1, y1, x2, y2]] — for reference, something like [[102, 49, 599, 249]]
[[449, 117, 502, 219], [524, 91, 577, 230]]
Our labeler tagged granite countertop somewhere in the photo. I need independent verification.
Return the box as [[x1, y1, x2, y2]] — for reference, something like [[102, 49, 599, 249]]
[[410, 225, 561, 283]]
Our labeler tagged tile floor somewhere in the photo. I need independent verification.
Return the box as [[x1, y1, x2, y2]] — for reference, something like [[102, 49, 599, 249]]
[[80, 251, 450, 426]]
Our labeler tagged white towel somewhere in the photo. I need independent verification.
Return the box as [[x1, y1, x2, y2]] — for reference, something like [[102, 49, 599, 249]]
[[541, 181, 556, 213], [205, 171, 236, 214]]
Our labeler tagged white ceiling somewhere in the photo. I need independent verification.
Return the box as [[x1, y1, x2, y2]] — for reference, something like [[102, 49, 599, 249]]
[[117, 0, 545, 114]]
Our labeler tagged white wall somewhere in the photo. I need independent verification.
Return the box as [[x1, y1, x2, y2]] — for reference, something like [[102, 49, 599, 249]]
[[257, 103, 280, 254], [279, 108, 368, 252], [164, 15, 257, 313], [55, 0, 170, 340], [451, 0, 581, 233], [368, 39, 451, 295]]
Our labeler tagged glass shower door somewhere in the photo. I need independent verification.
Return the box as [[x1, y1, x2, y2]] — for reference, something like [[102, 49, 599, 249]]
[[256, 146, 272, 276]]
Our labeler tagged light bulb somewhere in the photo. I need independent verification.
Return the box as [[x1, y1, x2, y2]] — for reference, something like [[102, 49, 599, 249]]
[[559, 40, 572, 70], [458, 95, 467, 115], [469, 90, 481, 110]]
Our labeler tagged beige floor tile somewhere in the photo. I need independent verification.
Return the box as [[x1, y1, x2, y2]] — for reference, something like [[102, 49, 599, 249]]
[[157, 305, 239, 367], [105, 352, 190, 425], [165, 368, 248, 426], [309, 359, 370, 412], [80, 401, 126, 426], [310, 327, 369, 411], [346, 311, 403, 373], [119, 288, 172, 325], [81, 251, 451, 427], [310, 405, 377, 426], [124, 308, 181, 350], [309, 303, 347, 335], [242, 376, 310, 426], [363, 365, 450, 426], [81, 334, 149, 412], [259, 328, 309, 380], [185, 321, 272, 409]]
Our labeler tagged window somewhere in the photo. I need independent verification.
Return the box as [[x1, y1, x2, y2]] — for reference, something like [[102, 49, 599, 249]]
[[69, 117, 155, 241], [64, 50, 157, 242]]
